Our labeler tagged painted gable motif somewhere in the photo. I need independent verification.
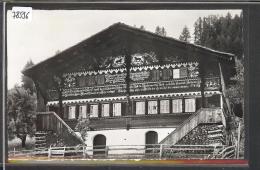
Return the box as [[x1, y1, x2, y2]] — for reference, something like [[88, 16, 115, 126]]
[[98, 52, 159, 69]]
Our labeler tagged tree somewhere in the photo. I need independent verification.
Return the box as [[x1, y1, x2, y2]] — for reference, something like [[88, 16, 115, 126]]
[[52, 74, 65, 118], [194, 17, 203, 45], [179, 25, 191, 42], [155, 26, 167, 36], [226, 58, 244, 157], [7, 86, 36, 148], [140, 25, 145, 30], [21, 60, 35, 94], [193, 13, 243, 59], [75, 118, 90, 142], [227, 59, 244, 118]]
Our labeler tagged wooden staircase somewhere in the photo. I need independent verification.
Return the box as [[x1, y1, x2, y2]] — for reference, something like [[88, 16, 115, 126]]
[[35, 112, 84, 148], [207, 124, 225, 145], [160, 108, 226, 145], [35, 131, 47, 149]]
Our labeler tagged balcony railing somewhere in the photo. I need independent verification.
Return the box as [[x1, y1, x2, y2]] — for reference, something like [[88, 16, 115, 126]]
[[48, 77, 220, 100]]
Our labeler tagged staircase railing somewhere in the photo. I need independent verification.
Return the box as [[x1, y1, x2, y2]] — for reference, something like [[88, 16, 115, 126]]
[[36, 112, 84, 144], [159, 108, 223, 145], [211, 145, 236, 159]]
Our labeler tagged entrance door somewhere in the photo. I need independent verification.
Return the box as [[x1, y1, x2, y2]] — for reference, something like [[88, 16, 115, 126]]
[[93, 134, 106, 157], [145, 131, 158, 154]]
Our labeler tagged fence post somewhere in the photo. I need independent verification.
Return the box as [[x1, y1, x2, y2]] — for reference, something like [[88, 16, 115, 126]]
[[159, 144, 163, 159], [105, 146, 109, 158], [48, 146, 51, 159], [83, 146, 86, 159], [13, 148, 16, 157], [236, 121, 241, 159]]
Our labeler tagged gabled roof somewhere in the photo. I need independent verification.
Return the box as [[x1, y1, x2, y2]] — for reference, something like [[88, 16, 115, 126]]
[[23, 22, 235, 77]]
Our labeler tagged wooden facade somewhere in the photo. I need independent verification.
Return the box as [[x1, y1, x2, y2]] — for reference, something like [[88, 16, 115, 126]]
[[23, 23, 235, 147]]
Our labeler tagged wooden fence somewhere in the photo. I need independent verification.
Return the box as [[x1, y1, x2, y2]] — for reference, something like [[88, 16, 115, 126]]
[[9, 144, 231, 159]]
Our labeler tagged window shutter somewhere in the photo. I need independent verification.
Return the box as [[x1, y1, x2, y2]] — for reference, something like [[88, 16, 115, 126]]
[[121, 102, 126, 116], [76, 105, 79, 119], [63, 106, 68, 119], [86, 103, 90, 116], [78, 106, 82, 119], [133, 101, 136, 115], [109, 102, 113, 117], [98, 103, 101, 118]]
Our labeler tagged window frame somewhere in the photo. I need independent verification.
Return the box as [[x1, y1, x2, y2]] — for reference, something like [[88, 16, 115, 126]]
[[89, 103, 99, 118], [113, 102, 122, 117], [79, 105, 87, 119], [68, 105, 76, 120], [147, 100, 158, 115], [160, 99, 170, 114], [172, 68, 180, 79], [135, 100, 146, 115], [172, 98, 183, 113], [101, 103, 110, 117], [184, 98, 196, 113]]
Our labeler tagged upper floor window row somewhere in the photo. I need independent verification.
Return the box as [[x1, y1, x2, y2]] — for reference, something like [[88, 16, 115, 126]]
[[74, 67, 192, 87]]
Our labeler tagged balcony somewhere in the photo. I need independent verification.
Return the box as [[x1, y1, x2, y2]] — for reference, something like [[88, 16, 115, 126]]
[[47, 77, 220, 100], [64, 113, 192, 131]]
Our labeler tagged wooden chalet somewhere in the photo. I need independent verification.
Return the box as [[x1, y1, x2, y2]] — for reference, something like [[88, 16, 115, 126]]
[[23, 23, 236, 158]]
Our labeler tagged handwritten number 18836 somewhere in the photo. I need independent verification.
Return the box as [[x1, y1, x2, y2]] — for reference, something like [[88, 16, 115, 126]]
[[12, 11, 30, 19]]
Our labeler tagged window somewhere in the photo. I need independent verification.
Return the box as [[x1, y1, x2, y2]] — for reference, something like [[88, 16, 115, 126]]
[[96, 75, 105, 85], [180, 67, 188, 78], [136, 101, 145, 115], [148, 101, 158, 114], [160, 100, 170, 114], [151, 70, 160, 81], [113, 103, 121, 116], [162, 69, 172, 80], [90, 104, 99, 118], [87, 75, 96, 86], [101, 103, 110, 117], [185, 98, 196, 112], [77, 76, 86, 87], [68, 106, 76, 119], [173, 69, 180, 79], [172, 99, 182, 113], [79, 105, 87, 119]]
